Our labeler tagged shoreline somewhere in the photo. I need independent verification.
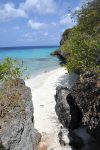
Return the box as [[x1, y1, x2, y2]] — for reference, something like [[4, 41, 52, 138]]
[[25, 67, 71, 150], [25, 67, 67, 90], [27, 65, 61, 81]]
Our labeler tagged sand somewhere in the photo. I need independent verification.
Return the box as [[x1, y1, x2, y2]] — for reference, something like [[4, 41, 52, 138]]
[[25, 67, 71, 150]]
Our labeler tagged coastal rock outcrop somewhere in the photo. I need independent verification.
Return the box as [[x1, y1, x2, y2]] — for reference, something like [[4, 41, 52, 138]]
[[71, 72, 100, 140], [0, 79, 41, 150], [55, 87, 82, 130], [55, 73, 81, 130], [55, 72, 100, 149]]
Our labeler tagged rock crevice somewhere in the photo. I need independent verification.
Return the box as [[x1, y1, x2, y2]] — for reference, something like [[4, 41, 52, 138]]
[[55, 72, 100, 149]]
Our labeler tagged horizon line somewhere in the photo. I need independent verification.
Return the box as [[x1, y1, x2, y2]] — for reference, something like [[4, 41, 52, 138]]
[[0, 45, 59, 49]]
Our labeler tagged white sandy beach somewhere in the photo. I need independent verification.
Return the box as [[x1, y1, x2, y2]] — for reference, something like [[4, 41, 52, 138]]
[[25, 67, 71, 150]]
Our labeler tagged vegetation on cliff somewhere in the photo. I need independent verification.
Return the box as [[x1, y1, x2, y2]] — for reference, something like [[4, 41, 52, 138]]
[[60, 0, 100, 73], [0, 58, 27, 118]]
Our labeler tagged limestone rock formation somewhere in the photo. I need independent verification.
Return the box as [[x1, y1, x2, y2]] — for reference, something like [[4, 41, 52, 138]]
[[55, 72, 100, 149], [71, 72, 100, 141], [0, 79, 41, 150], [55, 86, 82, 130], [55, 73, 81, 130]]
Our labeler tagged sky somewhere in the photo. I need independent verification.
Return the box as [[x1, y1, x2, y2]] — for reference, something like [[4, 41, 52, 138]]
[[0, 0, 86, 47]]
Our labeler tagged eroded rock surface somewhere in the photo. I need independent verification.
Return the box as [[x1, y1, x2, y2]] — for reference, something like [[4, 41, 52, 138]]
[[71, 72, 100, 140], [0, 79, 41, 150], [55, 87, 82, 130], [55, 72, 100, 150]]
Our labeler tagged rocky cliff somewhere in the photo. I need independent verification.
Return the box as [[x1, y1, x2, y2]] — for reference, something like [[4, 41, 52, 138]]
[[55, 72, 100, 150], [0, 79, 41, 150]]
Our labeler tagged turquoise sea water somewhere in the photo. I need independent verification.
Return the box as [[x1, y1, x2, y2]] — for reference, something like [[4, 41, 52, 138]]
[[0, 46, 60, 77]]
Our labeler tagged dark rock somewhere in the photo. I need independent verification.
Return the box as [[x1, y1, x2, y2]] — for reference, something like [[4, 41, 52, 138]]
[[67, 94, 82, 130], [55, 71, 100, 148], [90, 124, 100, 141], [71, 75, 100, 141], [51, 50, 67, 64], [55, 86, 82, 130], [0, 79, 41, 150], [87, 138, 100, 150], [55, 86, 71, 128], [69, 131, 84, 149]]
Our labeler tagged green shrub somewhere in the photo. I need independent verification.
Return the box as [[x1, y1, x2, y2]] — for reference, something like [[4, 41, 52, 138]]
[[64, 29, 100, 73], [61, 0, 100, 74], [0, 58, 27, 81]]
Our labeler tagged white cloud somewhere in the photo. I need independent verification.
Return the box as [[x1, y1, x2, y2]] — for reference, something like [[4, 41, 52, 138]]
[[0, 0, 65, 22], [28, 20, 46, 30], [0, 0, 57, 22], [20, 0, 56, 14], [0, 3, 27, 21]]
